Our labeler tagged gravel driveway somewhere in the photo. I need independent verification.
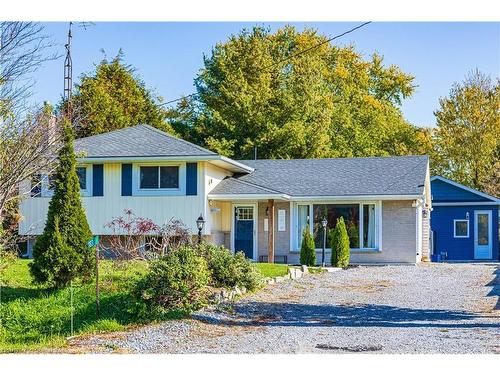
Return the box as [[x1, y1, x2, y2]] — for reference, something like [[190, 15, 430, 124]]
[[70, 263, 500, 354]]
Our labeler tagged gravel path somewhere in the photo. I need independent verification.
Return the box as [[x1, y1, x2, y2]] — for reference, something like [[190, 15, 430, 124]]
[[69, 263, 500, 354]]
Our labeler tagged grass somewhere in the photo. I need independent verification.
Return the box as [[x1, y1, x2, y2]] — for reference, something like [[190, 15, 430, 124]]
[[0, 259, 149, 353], [254, 263, 289, 278]]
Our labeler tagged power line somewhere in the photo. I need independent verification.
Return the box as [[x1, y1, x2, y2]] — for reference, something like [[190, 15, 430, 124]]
[[159, 21, 372, 108]]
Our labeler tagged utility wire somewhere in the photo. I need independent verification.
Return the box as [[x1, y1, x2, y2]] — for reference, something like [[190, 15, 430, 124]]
[[159, 21, 372, 107]]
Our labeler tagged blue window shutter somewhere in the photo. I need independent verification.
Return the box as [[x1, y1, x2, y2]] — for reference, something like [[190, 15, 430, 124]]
[[186, 162, 197, 196], [92, 164, 104, 196], [121, 164, 132, 196]]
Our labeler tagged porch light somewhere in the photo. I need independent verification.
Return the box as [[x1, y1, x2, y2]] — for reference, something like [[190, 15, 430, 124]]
[[321, 217, 328, 267], [196, 214, 205, 244]]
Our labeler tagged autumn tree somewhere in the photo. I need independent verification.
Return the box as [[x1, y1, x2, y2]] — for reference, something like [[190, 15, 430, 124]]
[[433, 70, 499, 194], [68, 52, 174, 138], [168, 26, 424, 160]]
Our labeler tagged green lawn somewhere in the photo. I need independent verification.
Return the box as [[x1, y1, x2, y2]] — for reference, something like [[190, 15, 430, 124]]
[[0, 259, 149, 353], [254, 263, 289, 278]]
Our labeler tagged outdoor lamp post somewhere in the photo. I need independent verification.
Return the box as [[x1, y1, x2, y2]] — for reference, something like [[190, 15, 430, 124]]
[[196, 214, 205, 245], [321, 217, 328, 267]]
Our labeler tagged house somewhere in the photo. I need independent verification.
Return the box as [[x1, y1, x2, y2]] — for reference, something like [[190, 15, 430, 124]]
[[430, 176, 499, 261], [19, 124, 432, 264]]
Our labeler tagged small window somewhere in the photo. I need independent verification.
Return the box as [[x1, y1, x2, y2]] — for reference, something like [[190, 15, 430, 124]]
[[454, 219, 469, 238], [31, 174, 42, 197], [76, 167, 87, 190], [236, 207, 253, 220], [140, 166, 179, 190]]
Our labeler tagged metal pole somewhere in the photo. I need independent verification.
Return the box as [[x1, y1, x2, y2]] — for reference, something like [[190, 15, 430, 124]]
[[70, 280, 74, 337], [322, 226, 326, 267], [198, 229, 202, 245], [95, 245, 100, 319]]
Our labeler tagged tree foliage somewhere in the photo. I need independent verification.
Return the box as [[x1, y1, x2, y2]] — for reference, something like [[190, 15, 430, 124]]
[[329, 217, 350, 268], [30, 120, 94, 287], [300, 227, 316, 266], [432, 70, 499, 195], [169, 26, 424, 160], [68, 52, 174, 138]]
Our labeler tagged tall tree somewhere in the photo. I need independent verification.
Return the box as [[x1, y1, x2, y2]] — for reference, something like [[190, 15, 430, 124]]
[[68, 52, 174, 138], [30, 120, 94, 287], [169, 26, 423, 160], [433, 70, 499, 194]]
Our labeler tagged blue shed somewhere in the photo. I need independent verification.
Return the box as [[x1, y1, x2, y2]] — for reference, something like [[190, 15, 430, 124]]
[[431, 176, 499, 261]]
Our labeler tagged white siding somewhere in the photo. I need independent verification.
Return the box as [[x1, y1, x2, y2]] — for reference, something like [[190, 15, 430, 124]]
[[19, 163, 208, 236]]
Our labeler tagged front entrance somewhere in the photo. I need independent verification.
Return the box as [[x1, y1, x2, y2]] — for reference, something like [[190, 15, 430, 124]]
[[234, 205, 255, 259], [474, 210, 492, 260]]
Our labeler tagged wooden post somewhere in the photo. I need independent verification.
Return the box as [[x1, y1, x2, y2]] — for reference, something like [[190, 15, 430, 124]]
[[267, 199, 275, 263]]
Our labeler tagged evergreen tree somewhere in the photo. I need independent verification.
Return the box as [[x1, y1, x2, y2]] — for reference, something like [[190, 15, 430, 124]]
[[67, 52, 174, 138], [300, 227, 316, 266], [330, 217, 350, 268], [30, 120, 94, 287]]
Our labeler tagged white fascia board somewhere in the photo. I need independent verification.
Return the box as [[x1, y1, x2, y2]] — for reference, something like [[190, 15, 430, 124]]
[[431, 176, 500, 202], [433, 202, 500, 206], [208, 193, 291, 201], [218, 156, 254, 173], [77, 154, 254, 173], [290, 194, 423, 202]]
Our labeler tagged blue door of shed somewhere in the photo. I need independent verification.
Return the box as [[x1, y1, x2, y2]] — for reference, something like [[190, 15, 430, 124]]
[[234, 206, 254, 259]]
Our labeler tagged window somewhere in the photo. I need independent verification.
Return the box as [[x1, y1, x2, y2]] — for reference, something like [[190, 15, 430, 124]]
[[31, 174, 42, 197], [297, 205, 310, 248], [76, 167, 87, 190], [308, 203, 378, 250], [454, 219, 469, 238], [363, 204, 376, 248], [313, 204, 360, 248], [236, 207, 253, 220], [139, 166, 179, 189]]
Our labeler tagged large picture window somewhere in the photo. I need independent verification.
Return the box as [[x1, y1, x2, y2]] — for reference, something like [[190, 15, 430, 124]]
[[140, 166, 179, 189], [305, 203, 377, 250]]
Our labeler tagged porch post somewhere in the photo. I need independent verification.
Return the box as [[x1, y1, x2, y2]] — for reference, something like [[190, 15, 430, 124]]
[[267, 199, 275, 263]]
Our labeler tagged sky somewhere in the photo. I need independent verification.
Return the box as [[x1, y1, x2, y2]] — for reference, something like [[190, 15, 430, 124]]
[[32, 22, 499, 127]]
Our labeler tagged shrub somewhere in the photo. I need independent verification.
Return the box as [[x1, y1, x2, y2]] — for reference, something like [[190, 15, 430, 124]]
[[346, 221, 360, 248], [134, 246, 210, 315], [30, 120, 94, 287], [330, 217, 350, 268], [198, 243, 262, 291], [300, 227, 316, 266]]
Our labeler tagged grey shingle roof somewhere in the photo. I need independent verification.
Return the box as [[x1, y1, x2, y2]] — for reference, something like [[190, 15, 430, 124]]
[[210, 156, 429, 197], [75, 124, 217, 158]]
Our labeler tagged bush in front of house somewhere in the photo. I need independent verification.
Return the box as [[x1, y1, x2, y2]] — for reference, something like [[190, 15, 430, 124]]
[[198, 243, 262, 291], [329, 217, 350, 268], [134, 245, 211, 315], [346, 221, 359, 248], [30, 120, 95, 288], [300, 227, 316, 266]]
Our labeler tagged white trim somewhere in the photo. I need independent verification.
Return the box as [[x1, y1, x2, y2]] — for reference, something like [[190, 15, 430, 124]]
[[77, 154, 254, 173], [209, 193, 291, 200], [431, 176, 500, 202], [432, 202, 500, 206], [230, 203, 258, 261], [474, 210, 493, 260], [291, 195, 422, 201], [453, 219, 469, 238]]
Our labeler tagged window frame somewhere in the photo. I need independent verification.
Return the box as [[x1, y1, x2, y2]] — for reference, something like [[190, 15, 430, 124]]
[[293, 201, 382, 252], [76, 166, 89, 194], [132, 162, 185, 196], [453, 219, 469, 238]]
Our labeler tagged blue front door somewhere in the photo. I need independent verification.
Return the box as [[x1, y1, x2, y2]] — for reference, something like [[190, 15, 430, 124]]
[[234, 206, 254, 259]]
